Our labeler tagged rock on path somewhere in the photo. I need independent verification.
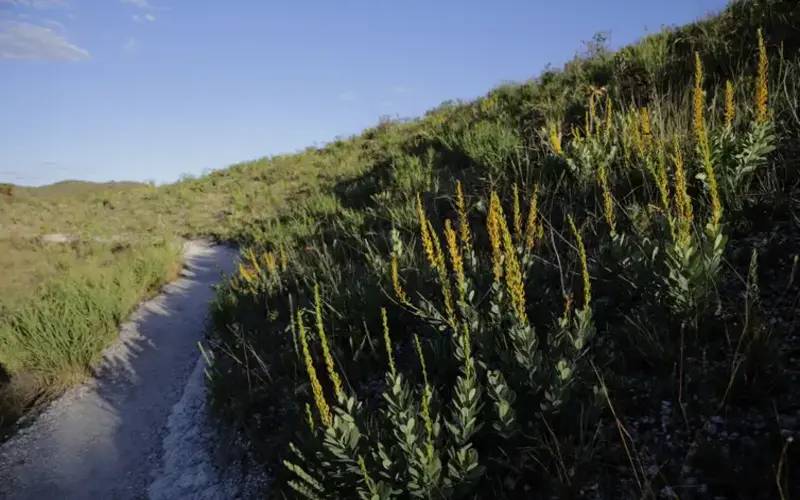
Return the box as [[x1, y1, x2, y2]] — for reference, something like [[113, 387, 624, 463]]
[[0, 240, 240, 500]]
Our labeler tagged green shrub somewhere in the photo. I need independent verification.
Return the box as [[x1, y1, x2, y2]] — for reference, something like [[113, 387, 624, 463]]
[[440, 120, 522, 180]]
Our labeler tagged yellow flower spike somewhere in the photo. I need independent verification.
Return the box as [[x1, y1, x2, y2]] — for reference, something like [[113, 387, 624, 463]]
[[724, 80, 736, 128], [420, 385, 434, 452], [413, 335, 434, 446], [512, 183, 523, 240], [584, 110, 591, 137], [653, 139, 675, 239], [444, 219, 466, 303], [561, 293, 574, 325], [704, 155, 723, 228], [588, 93, 597, 135], [358, 455, 377, 494], [279, 245, 288, 272], [428, 219, 457, 328], [270, 253, 278, 274], [460, 322, 474, 376], [390, 253, 409, 304], [413, 334, 429, 387], [756, 28, 769, 124], [271, 252, 279, 274], [500, 208, 528, 325], [548, 122, 563, 156], [297, 310, 332, 427], [455, 181, 473, 256], [487, 191, 505, 283], [597, 163, 616, 234], [238, 263, 254, 285], [621, 119, 633, 163], [671, 139, 694, 245], [567, 215, 591, 308], [693, 52, 708, 149], [604, 94, 613, 138], [261, 251, 277, 275], [381, 308, 396, 377], [640, 107, 653, 154], [429, 220, 445, 271], [245, 248, 262, 276], [416, 194, 437, 269], [305, 402, 315, 432], [524, 183, 540, 252], [692, 53, 722, 227], [697, 119, 722, 228], [314, 284, 344, 401], [571, 124, 583, 143], [630, 110, 645, 159]]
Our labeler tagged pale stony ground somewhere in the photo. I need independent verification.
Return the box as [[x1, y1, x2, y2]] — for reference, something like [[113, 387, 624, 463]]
[[0, 240, 264, 499]]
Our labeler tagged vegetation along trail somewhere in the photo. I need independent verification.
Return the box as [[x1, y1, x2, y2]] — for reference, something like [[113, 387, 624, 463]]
[[0, 241, 241, 500]]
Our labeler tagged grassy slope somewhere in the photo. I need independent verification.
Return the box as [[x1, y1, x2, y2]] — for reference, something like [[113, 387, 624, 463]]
[[201, 0, 800, 497], [0, 138, 366, 429], [1, 0, 799, 494]]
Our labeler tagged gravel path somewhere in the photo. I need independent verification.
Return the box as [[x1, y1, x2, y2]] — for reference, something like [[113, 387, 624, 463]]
[[0, 240, 241, 500]]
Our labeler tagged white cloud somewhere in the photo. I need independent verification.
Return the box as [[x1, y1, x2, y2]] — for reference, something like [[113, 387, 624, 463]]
[[42, 18, 65, 30], [338, 91, 357, 102], [132, 12, 155, 22], [124, 0, 157, 23], [0, 20, 88, 60]]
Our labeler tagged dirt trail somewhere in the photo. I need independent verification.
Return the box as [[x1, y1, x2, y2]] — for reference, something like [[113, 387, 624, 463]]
[[0, 240, 243, 500]]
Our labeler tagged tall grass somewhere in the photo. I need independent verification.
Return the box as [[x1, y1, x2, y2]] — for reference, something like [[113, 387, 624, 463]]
[[0, 241, 181, 425]]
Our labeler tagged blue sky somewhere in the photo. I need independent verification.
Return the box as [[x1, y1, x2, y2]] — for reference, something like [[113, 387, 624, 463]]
[[0, 0, 728, 186]]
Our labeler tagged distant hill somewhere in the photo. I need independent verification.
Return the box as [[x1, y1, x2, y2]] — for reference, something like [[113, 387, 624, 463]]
[[11, 180, 149, 200]]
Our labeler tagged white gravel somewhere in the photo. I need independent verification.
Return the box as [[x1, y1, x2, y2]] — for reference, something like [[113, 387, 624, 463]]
[[148, 356, 232, 500], [0, 240, 251, 500]]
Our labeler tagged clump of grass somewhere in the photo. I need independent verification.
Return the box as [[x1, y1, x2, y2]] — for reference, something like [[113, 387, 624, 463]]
[[0, 241, 181, 426]]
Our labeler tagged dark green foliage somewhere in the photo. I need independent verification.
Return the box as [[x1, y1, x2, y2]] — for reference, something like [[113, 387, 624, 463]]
[[207, 1, 800, 497]]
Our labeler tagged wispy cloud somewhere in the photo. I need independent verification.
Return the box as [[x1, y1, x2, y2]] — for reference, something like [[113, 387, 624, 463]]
[[123, 0, 157, 23], [338, 90, 357, 102], [41, 18, 65, 30], [0, 0, 66, 9], [0, 20, 88, 60], [132, 12, 155, 23]]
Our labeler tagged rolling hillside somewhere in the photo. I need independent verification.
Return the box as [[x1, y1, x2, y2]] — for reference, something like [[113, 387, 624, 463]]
[[1, 0, 799, 496], [200, 0, 800, 497]]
